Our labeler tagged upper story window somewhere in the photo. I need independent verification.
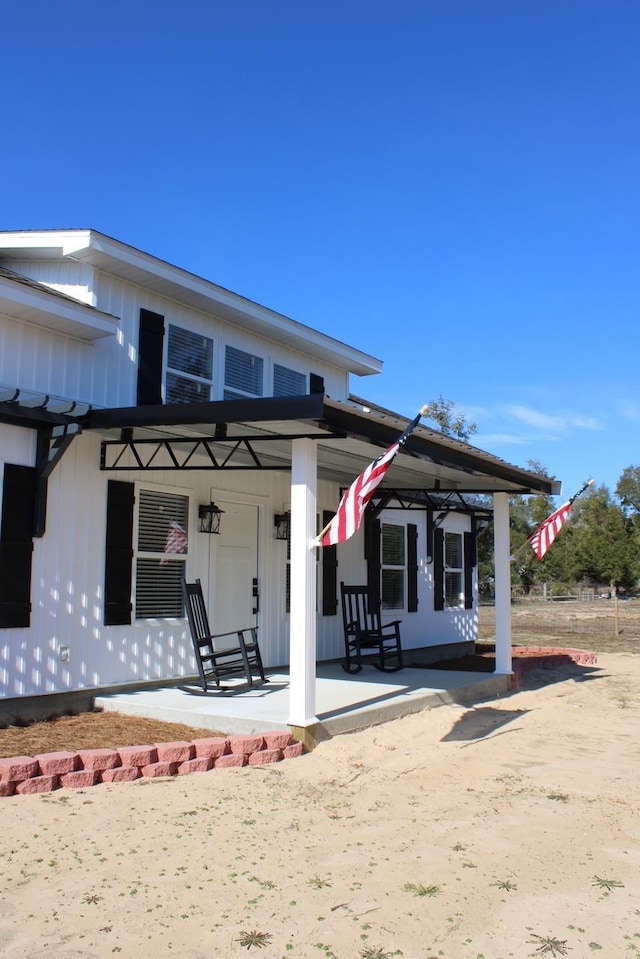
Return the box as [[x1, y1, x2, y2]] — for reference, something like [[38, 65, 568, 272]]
[[166, 324, 213, 403], [444, 531, 464, 608], [224, 346, 264, 400], [381, 523, 405, 610], [274, 364, 307, 397]]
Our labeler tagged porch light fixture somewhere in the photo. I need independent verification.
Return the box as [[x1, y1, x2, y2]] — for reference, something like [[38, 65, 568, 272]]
[[273, 510, 290, 541], [198, 501, 224, 535]]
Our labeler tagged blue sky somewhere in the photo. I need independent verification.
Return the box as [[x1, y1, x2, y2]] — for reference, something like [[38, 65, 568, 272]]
[[1, 1, 638, 501]]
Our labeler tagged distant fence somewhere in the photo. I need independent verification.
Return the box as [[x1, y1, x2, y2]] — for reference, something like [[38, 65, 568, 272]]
[[480, 585, 607, 606]]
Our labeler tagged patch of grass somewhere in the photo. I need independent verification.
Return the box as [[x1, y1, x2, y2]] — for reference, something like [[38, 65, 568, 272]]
[[360, 947, 403, 959], [592, 875, 624, 891], [236, 930, 273, 949], [528, 933, 570, 956], [308, 876, 332, 889], [492, 879, 517, 891], [547, 792, 570, 802], [403, 882, 440, 897]]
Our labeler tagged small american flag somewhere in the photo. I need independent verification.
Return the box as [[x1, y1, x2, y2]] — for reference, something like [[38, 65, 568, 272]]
[[528, 501, 572, 561], [160, 521, 188, 565], [319, 406, 427, 547]]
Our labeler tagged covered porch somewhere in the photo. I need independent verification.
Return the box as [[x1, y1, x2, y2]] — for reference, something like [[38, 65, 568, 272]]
[[94, 661, 509, 742]]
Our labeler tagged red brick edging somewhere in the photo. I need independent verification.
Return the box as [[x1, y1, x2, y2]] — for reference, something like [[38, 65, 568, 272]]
[[510, 646, 598, 690], [0, 732, 305, 797]]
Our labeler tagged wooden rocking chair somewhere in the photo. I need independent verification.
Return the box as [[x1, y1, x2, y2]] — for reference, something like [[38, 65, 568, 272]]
[[182, 579, 266, 691], [340, 583, 404, 674]]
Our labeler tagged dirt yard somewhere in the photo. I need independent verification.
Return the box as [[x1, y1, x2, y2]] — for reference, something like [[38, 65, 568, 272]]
[[1, 649, 639, 958], [479, 596, 640, 654], [0, 599, 639, 957]]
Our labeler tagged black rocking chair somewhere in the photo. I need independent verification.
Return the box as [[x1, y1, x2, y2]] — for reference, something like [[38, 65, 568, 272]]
[[182, 579, 267, 692], [340, 583, 404, 674]]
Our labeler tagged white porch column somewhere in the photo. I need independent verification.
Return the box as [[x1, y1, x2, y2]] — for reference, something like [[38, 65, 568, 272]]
[[493, 492, 512, 674], [287, 437, 318, 729]]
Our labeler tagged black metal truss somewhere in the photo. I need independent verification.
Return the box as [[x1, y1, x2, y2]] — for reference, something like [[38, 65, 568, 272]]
[[100, 432, 343, 471], [366, 487, 493, 520]]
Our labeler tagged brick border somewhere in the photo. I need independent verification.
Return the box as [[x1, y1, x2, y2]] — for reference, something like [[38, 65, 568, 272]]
[[510, 646, 598, 690], [0, 731, 305, 797]]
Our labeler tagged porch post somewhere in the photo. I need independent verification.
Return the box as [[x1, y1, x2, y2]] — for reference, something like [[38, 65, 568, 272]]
[[493, 492, 512, 674], [287, 437, 319, 732]]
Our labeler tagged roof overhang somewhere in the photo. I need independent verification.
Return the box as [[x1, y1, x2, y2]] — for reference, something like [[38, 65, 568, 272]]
[[81, 393, 561, 496], [0, 266, 119, 342], [0, 231, 381, 376]]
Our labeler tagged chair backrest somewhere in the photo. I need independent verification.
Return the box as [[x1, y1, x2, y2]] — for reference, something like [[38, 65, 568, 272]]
[[340, 583, 382, 635], [182, 579, 214, 654]]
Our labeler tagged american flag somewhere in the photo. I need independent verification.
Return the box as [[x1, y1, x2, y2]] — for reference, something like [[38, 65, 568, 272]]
[[528, 480, 593, 561], [528, 501, 572, 561], [160, 521, 188, 565], [319, 407, 427, 547]]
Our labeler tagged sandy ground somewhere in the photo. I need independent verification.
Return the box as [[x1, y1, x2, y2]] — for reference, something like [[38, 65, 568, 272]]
[[1, 652, 639, 959]]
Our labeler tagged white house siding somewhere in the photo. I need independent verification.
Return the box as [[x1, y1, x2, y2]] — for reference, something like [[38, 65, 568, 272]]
[[5, 259, 96, 306], [93, 271, 350, 407], [0, 309, 98, 403]]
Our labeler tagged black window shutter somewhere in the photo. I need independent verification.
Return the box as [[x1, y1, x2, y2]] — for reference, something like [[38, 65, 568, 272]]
[[309, 373, 324, 395], [407, 522, 418, 613], [0, 464, 36, 628], [433, 527, 444, 611], [321, 510, 338, 615], [136, 308, 165, 406], [464, 530, 475, 610], [364, 511, 381, 608], [104, 480, 134, 626]]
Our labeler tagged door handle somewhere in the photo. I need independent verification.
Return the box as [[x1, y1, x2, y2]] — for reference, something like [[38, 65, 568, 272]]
[[252, 577, 259, 614]]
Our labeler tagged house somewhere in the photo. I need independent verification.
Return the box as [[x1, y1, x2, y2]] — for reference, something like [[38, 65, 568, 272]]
[[0, 229, 560, 734]]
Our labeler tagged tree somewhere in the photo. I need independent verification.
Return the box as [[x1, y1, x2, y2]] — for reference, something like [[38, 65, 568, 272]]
[[426, 395, 477, 442], [616, 465, 640, 514], [569, 485, 639, 592]]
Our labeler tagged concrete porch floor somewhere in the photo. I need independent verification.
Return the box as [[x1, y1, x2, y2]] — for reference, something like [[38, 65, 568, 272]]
[[94, 663, 510, 739]]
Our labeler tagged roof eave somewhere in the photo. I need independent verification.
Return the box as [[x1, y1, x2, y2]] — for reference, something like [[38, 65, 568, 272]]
[[0, 230, 382, 376]]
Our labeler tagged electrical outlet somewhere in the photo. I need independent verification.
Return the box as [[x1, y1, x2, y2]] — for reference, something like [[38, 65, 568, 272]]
[[59, 646, 70, 662]]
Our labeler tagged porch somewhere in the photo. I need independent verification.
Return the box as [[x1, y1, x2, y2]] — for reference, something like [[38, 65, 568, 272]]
[[94, 661, 509, 741]]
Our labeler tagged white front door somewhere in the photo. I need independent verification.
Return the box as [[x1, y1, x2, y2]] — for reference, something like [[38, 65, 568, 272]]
[[209, 501, 259, 635]]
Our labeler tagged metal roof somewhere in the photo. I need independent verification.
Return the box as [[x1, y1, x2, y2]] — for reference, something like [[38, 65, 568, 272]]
[[83, 393, 561, 496]]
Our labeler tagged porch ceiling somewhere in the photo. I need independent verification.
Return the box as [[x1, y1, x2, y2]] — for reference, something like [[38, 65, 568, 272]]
[[83, 393, 561, 497]]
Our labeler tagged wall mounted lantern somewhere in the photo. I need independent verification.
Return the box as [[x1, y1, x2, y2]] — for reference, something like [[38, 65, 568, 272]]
[[198, 502, 224, 534], [273, 510, 291, 541]]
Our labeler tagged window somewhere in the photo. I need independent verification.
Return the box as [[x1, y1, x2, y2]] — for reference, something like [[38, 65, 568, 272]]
[[381, 523, 405, 610], [274, 364, 306, 397], [166, 325, 213, 403], [224, 346, 263, 400], [284, 513, 319, 614], [444, 531, 464, 608], [135, 488, 189, 618]]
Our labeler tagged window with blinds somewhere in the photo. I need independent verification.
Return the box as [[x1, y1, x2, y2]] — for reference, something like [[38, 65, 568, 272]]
[[166, 325, 213, 403], [224, 346, 264, 400], [444, 531, 464, 608], [135, 488, 189, 619], [381, 523, 405, 610], [274, 364, 306, 397]]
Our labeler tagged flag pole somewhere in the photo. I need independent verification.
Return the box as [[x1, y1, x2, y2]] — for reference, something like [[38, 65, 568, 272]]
[[315, 404, 429, 545]]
